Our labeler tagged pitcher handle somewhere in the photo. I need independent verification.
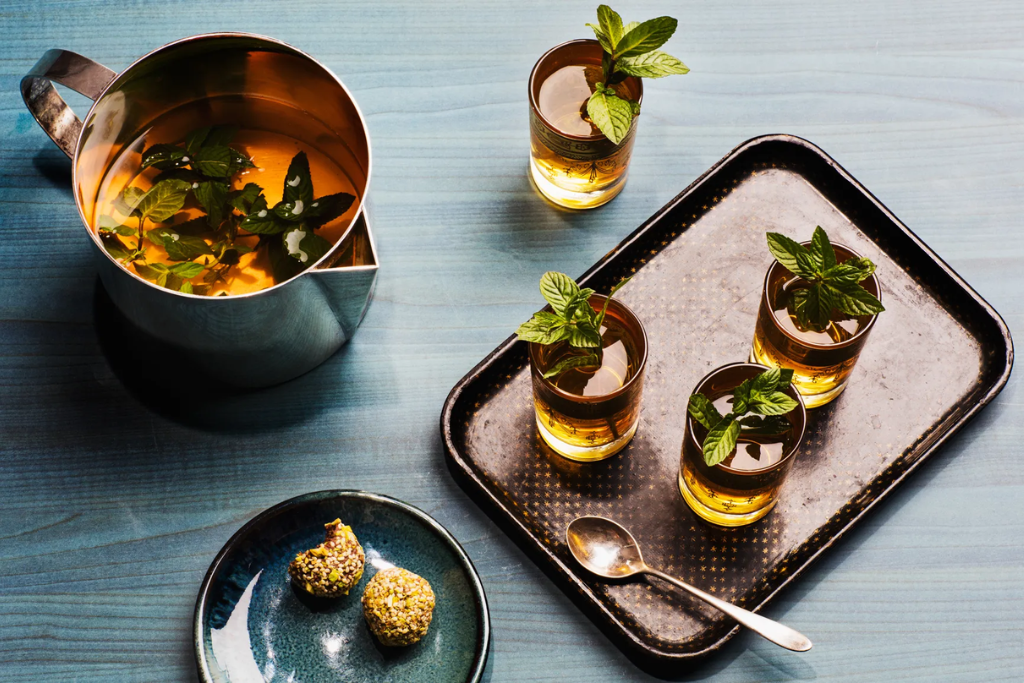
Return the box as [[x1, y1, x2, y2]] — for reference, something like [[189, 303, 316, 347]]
[[21, 50, 117, 159]]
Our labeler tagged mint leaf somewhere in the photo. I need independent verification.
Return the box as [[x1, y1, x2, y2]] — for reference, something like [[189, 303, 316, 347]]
[[738, 415, 792, 435], [193, 145, 233, 177], [569, 320, 603, 348], [114, 186, 146, 217], [797, 284, 834, 329], [516, 312, 570, 344], [184, 127, 211, 154], [749, 391, 799, 416], [136, 179, 190, 223], [240, 196, 287, 234], [204, 125, 238, 148], [141, 144, 187, 170], [595, 276, 631, 328], [168, 261, 204, 279], [597, 5, 625, 47], [616, 50, 689, 78], [282, 152, 314, 207], [688, 393, 724, 431], [164, 234, 214, 262], [228, 183, 263, 215], [587, 86, 634, 144], [307, 192, 356, 229], [825, 280, 885, 317], [766, 232, 817, 279], [809, 226, 836, 270], [281, 226, 331, 265], [179, 280, 194, 294], [194, 181, 229, 228], [821, 263, 866, 285], [613, 16, 677, 59], [564, 289, 596, 321], [99, 233, 132, 261], [539, 272, 581, 317], [228, 147, 256, 174], [273, 199, 310, 223], [98, 216, 136, 236], [134, 262, 170, 287], [542, 353, 601, 379], [843, 257, 876, 281], [732, 377, 754, 414], [703, 417, 739, 467], [750, 367, 784, 395], [586, 23, 614, 53]]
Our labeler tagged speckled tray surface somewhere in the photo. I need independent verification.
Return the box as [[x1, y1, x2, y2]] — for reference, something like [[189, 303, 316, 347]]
[[440, 135, 1013, 671]]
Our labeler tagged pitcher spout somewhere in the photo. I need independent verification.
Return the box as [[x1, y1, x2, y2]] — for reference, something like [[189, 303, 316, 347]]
[[307, 211, 379, 339]]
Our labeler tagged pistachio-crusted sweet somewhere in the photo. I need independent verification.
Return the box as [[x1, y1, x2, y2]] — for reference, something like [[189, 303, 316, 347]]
[[361, 567, 436, 646], [288, 518, 365, 597]]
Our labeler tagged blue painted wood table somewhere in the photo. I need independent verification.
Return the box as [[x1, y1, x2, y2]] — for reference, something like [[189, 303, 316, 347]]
[[1, 1, 1021, 680]]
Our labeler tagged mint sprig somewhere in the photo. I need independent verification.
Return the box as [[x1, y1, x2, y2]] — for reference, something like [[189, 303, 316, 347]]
[[516, 272, 631, 379], [584, 5, 689, 144], [688, 368, 798, 467], [765, 226, 884, 331], [100, 126, 356, 295]]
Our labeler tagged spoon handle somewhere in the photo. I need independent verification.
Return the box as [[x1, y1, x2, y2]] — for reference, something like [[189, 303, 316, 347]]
[[643, 568, 812, 652]]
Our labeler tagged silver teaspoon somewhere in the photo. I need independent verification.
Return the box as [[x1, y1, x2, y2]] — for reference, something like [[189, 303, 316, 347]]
[[566, 515, 812, 652]]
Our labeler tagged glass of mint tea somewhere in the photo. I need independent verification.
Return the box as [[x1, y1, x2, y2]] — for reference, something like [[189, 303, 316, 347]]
[[529, 294, 647, 461], [679, 363, 807, 527], [751, 240, 882, 409]]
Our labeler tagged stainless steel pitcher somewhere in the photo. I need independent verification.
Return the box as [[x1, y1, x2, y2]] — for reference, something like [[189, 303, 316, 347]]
[[22, 33, 378, 387]]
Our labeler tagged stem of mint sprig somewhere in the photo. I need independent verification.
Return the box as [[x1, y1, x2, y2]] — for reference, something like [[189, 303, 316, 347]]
[[515, 271, 631, 379], [688, 368, 799, 467], [584, 5, 689, 144], [765, 226, 884, 332]]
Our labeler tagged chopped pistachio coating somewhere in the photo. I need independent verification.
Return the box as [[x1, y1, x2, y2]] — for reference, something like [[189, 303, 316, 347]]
[[361, 567, 436, 646], [288, 518, 365, 597]]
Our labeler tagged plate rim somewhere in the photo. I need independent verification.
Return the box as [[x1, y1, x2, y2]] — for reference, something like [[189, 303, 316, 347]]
[[192, 489, 491, 683]]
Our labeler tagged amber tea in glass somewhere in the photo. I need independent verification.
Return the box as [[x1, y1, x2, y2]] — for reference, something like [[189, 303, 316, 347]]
[[751, 242, 881, 408], [528, 39, 642, 210], [529, 295, 647, 461], [90, 95, 361, 296], [678, 363, 807, 527]]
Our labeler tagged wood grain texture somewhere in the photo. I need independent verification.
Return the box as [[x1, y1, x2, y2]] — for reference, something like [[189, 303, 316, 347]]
[[0, 1, 1021, 681]]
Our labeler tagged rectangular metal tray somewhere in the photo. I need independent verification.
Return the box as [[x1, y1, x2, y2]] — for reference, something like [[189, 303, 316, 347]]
[[441, 135, 1013, 672]]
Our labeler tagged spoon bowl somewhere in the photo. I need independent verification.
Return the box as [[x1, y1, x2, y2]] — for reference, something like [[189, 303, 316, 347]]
[[566, 516, 812, 653]]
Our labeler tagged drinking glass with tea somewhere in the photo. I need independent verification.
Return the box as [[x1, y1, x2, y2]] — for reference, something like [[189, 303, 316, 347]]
[[528, 5, 689, 209], [678, 364, 807, 527], [517, 272, 647, 461], [751, 227, 884, 408]]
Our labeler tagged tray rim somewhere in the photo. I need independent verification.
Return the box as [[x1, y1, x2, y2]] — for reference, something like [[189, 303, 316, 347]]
[[440, 133, 1014, 667]]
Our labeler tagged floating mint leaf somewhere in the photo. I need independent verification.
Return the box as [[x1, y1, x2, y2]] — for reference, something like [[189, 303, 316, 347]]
[[613, 16, 677, 59], [273, 199, 309, 223], [168, 261, 204, 279], [179, 280, 194, 294], [282, 152, 314, 207], [543, 353, 601, 379], [228, 147, 256, 174], [587, 85, 634, 144], [98, 216, 137, 236], [195, 181, 229, 228], [690, 368, 800, 466], [228, 183, 263, 215], [141, 144, 187, 170], [616, 51, 689, 78], [114, 186, 147, 217], [738, 415, 792, 435], [136, 179, 191, 223], [688, 393, 724, 431], [306, 192, 356, 229], [184, 126, 212, 154], [99, 233, 132, 261], [240, 195, 287, 234], [703, 417, 740, 467], [193, 145, 233, 177]]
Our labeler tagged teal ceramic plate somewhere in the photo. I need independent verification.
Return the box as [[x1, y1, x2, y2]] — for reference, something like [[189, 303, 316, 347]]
[[194, 491, 490, 682]]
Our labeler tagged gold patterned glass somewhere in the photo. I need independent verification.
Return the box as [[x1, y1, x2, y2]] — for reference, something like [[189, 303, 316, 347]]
[[528, 39, 642, 209], [529, 295, 647, 461], [750, 242, 881, 408], [678, 363, 807, 527]]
